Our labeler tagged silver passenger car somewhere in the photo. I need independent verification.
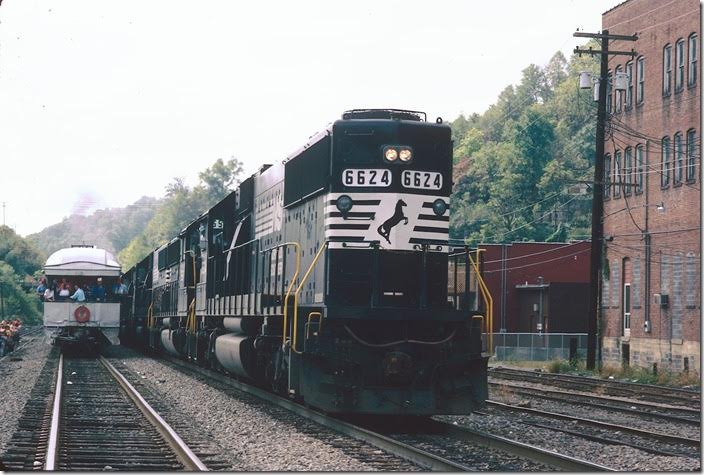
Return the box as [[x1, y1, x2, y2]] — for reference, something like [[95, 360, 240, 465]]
[[42, 245, 122, 348]]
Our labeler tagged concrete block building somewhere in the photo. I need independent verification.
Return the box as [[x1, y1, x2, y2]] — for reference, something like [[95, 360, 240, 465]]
[[601, 0, 701, 372]]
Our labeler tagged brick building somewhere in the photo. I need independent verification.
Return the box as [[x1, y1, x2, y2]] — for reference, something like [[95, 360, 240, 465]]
[[601, 0, 701, 372], [480, 241, 591, 333]]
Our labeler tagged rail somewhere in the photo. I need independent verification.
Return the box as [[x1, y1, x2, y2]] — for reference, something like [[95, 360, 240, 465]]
[[99, 356, 208, 470], [276, 242, 301, 346], [44, 354, 63, 471]]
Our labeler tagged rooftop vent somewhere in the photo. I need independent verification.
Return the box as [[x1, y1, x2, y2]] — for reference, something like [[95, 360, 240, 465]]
[[342, 109, 426, 122]]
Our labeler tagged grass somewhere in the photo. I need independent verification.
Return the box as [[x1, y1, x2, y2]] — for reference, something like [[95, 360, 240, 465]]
[[491, 358, 700, 388], [546, 359, 699, 388]]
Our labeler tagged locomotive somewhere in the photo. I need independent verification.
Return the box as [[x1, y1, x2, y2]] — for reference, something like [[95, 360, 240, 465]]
[[120, 109, 489, 414]]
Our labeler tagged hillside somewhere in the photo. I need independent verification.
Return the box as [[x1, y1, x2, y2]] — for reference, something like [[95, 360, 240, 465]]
[[27, 196, 161, 258]]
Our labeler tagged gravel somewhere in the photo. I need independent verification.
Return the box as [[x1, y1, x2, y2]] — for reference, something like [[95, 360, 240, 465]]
[[490, 383, 701, 439], [0, 331, 52, 454], [442, 408, 701, 471], [106, 345, 421, 471]]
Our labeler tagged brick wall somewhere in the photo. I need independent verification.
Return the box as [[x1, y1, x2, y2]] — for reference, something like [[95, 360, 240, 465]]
[[601, 0, 701, 372]]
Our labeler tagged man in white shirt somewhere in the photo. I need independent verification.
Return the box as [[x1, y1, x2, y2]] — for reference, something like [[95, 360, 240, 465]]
[[70, 286, 86, 303]]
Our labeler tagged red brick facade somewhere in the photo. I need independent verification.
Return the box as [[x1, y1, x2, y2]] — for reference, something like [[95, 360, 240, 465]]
[[479, 241, 591, 333], [601, 0, 701, 371]]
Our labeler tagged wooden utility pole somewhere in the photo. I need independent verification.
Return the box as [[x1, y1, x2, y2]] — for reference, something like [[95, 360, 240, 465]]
[[573, 30, 637, 370]]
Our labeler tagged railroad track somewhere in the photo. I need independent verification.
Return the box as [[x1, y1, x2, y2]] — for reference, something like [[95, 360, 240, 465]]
[[489, 381, 701, 425], [159, 353, 612, 471], [489, 367, 701, 408], [2, 351, 208, 471], [485, 400, 701, 459]]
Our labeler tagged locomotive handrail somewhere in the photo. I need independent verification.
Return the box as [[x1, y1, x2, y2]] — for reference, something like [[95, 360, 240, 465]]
[[291, 241, 329, 354], [305, 312, 323, 339], [147, 303, 154, 329], [278, 242, 301, 347], [467, 249, 493, 354]]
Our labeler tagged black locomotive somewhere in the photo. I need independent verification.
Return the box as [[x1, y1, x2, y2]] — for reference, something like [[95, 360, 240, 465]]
[[120, 109, 489, 415]]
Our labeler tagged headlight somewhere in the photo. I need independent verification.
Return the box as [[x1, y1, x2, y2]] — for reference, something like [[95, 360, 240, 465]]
[[336, 195, 353, 213], [432, 199, 447, 216], [399, 148, 413, 162], [384, 148, 398, 162]]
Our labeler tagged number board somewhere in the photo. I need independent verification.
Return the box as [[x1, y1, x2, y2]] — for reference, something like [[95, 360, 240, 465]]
[[342, 169, 392, 187], [402, 170, 443, 190]]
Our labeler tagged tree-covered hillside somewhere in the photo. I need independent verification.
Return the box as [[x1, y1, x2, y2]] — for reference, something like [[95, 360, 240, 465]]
[[118, 158, 244, 270], [0, 226, 44, 322], [449, 42, 600, 245], [27, 196, 161, 257]]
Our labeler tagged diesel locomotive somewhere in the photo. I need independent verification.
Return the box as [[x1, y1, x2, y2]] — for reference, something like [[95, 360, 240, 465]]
[[120, 109, 489, 415]]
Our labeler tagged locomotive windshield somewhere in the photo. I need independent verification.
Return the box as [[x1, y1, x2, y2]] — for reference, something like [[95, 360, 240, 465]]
[[331, 119, 452, 195]]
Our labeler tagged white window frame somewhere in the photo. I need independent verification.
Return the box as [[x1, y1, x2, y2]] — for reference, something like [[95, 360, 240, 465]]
[[663, 45, 672, 95], [686, 129, 697, 183], [635, 144, 644, 193], [676, 39, 685, 91], [615, 65, 623, 113], [625, 61, 633, 109], [674, 132, 684, 184], [637, 57, 645, 104], [688, 34, 698, 87], [661, 136, 671, 187], [614, 150, 622, 198], [623, 147, 632, 196], [623, 282, 631, 336]]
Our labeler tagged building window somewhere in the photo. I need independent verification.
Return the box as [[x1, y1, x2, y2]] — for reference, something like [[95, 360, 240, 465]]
[[674, 132, 683, 185], [637, 57, 645, 104], [676, 39, 685, 92], [623, 282, 631, 334], [686, 129, 697, 182], [606, 70, 613, 113], [635, 144, 644, 193], [663, 45, 672, 96], [614, 150, 622, 197], [689, 34, 698, 87], [625, 61, 633, 109], [604, 154, 612, 199], [614, 65, 623, 113], [661, 136, 671, 187], [624, 147, 633, 196]]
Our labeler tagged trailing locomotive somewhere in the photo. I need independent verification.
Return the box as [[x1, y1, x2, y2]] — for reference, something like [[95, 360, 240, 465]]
[[43, 245, 124, 349], [120, 109, 489, 414]]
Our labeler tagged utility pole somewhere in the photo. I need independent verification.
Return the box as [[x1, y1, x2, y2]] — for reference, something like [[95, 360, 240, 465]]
[[574, 30, 637, 370], [2, 202, 5, 227]]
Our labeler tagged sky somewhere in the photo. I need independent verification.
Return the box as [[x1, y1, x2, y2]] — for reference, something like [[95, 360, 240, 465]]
[[0, 0, 620, 237]]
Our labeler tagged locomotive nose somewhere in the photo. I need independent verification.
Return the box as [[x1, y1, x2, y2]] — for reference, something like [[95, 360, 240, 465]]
[[382, 351, 413, 384]]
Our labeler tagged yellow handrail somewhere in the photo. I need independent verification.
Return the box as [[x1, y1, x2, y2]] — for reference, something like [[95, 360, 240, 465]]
[[291, 242, 329, 354], [306, 312, 323, 339], [186, 299, 196, 333], [467, 249, 493, 354], [279, 242, 301, 346], [146, 303, 154, 329]]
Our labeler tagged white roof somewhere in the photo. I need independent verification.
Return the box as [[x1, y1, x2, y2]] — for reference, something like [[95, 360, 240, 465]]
[[44, 247, 121, 277]]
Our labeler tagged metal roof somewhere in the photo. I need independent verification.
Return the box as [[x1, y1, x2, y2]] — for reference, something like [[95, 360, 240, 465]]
[[44, 246, 121, 276]]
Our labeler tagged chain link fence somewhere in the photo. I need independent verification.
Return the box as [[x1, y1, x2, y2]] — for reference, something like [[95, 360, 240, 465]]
[[486, 333, 588, 361]]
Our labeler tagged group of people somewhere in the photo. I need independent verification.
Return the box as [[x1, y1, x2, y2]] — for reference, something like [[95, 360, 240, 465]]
[[0, 319, 21, 356], [36, 277, 128, 303]]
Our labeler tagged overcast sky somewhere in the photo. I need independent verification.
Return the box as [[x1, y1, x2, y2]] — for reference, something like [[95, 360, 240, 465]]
[[0, 0, 620, 236]]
